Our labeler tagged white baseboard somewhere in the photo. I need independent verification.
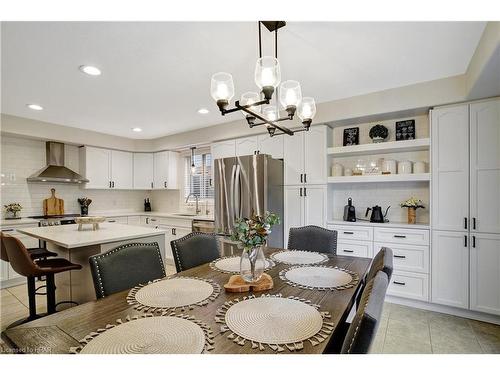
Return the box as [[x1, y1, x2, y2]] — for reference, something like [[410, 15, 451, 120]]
[[1, 277, 25, 289], [385, 295, 500, 325]]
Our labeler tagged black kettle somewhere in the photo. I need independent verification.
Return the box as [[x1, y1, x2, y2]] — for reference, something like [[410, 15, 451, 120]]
[[365, 205, 390, 223]]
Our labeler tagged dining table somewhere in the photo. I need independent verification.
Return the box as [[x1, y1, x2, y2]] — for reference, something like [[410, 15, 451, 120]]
[[2, 248, 371, 354]]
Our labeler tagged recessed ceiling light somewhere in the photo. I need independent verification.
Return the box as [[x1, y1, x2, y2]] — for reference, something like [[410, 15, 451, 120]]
[[79, 65, 102, 76], [132, 127, 143, 132], [27, 104, 43, 111], [198, 108, 209, 114]]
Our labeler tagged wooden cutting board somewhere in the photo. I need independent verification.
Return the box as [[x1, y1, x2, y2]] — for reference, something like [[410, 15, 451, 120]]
[[43, 188, 64, 216]]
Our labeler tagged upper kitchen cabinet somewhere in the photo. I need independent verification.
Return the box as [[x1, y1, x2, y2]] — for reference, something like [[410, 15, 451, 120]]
[[211, 139, 236, 160], [284, 125, 329, 185], [235, 136, 259, 157], [470, 99, 500, 234], [81, 147, 133, 189], [431, 104, 470, 231], [133, 153, 154, 189], [110, 150, 133, 189], [153, 151, 179, 189], [258, 134, 283, 159]]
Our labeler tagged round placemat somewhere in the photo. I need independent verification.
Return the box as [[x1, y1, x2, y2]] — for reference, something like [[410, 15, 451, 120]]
[[215, 294, 335, 352], [70, 314, 214, 354], [270, 250, 328, 265], [127, 276, 221, 313], [209, 256, 276, 274], [279, 265, 359, 290]]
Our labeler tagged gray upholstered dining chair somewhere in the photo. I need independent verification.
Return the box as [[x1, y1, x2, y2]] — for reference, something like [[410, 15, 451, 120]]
[[89, 242, 165, 299], [340, 270, 389, 354], [287, 225, 337, 254], [170, 232, 220, 272], [356, 247, 393, 307]]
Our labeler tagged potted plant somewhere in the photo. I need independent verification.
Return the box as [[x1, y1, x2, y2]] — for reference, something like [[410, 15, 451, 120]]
[[369, 124, 389, 143], [231, 211, 280, 282], [4, 203, 23, 219], [400, 197, 425, 224]]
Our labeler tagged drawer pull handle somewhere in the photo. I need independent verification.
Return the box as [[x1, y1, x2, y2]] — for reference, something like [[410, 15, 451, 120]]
[[394, 235, 406, 238], [342, 249, 354, 253], [393, 281, 406, 286], [394, 255, 406, 259], [1, 229, 14, 232], [343, 231, 354, 235], [108, 220, 116, 223]]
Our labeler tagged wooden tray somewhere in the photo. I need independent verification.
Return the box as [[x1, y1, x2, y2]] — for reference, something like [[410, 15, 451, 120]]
[[224, 273, 273, 293]]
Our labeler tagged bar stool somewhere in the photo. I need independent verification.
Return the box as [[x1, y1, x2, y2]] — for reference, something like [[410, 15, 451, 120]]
[[1, 233, 82, 322]]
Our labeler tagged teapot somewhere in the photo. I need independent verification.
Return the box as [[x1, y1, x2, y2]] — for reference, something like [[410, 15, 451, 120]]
[[365, 205, 390, 223]]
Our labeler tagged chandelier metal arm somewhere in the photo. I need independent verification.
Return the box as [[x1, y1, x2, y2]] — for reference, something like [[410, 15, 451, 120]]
[[249, 115, 293, 128], [220, 99, 270, 115], [235, 101, 294, 136]]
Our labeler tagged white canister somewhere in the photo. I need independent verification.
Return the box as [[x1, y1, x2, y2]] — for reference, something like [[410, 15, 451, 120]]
[[344, 168, 353, 176], [413, 161, 426, 174], [332, 163, 344, 177], [398, 160, 413, 174], [382, 159, 397, 174]]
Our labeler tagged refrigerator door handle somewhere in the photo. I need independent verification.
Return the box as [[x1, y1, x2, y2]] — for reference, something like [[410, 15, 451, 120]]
[[228, 164, 237, 230], [234, 164, 242, 219]]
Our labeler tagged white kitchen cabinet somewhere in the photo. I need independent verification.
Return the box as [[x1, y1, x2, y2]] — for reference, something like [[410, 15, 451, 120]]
[[431, 230, 469, 309], [337, 240, 373, 258], [211, 140, 236, 160], [257, 134, 283, 159], [284, 125, 328, 185], [284, 186, 304, 245], [106, 216, 128, 224], [470, 233, 500, 315], [127, 216, 142, 226], [470, 100, 500, 234], [80, 146, 111, 189], [159, 225, 192, 265], [133, 153, 154, 189], [235, 136, 259, 157], [153, 151, 179, 190], [303, 185, 327, 228], [431, 105, 470, 232], [110, 150, 133, 189], [388, 271, 429, 302]]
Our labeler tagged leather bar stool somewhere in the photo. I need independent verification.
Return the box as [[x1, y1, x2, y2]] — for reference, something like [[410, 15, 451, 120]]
[[1, 233, 82, 321]]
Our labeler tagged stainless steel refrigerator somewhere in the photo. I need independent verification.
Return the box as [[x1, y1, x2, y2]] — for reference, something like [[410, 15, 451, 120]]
[[214, 154, 284, 251]]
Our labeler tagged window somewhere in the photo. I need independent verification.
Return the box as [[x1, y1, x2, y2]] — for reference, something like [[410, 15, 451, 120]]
[[184, 152, 213, 199]]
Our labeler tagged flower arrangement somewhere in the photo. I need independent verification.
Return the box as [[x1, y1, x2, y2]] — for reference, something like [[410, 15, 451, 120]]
[[4, 203, 22, 218], [230, 211, 280, 250], [400, 197, 425, 209]]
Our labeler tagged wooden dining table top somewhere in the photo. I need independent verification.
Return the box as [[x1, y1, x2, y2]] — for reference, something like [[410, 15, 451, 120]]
[[2, 248, 371, 354]]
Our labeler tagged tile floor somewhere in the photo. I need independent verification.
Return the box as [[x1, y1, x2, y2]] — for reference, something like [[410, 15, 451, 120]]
[[2, 269, 500, 354]]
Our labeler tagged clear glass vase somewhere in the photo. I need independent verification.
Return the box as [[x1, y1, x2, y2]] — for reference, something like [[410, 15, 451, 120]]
[[240, 246, 265, 282]]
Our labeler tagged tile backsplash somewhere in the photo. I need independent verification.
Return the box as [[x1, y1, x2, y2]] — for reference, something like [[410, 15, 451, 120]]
[[0, 135, 179, 217]]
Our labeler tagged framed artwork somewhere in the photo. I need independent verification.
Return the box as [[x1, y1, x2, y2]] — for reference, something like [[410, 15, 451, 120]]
[[343, 127, 359, 146], [395, 120, 416, 140]]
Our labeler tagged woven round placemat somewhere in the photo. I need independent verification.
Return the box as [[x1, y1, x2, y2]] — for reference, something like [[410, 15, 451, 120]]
[[70, 314, 214, 354], [209, 256, 276, 274], [270, 250, 328, 265], [127, 276, 221, 313], [279, 265, 359, 291], [215, 294, 334, 352]]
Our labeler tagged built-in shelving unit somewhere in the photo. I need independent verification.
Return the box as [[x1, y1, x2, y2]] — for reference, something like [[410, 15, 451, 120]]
[[328, 173, 430, 184], [327, 138, 430, 157]]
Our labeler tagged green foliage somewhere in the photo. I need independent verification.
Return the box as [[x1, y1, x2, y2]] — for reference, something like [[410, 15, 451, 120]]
[[4, 203, 22, 213], [230, 211, 280, 250]]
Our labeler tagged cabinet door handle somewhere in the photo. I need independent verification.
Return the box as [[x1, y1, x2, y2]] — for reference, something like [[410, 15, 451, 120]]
[[394, 235, 406, 239], [164, 181, 167, 188], [304, 187, 307, 197], [108, 220, 116, 223], [473, 217, 476, 230], [109, 181, 112, 188], [343, 231, 354, 235], [304, 173, 307, 183], [464, 217, 468, 230], [299, 187, 303, 197], [300, 173, 303, 183], [342, 249, 354, 253], [150, 219, 157, 222], [151, 182, 153, 189], [146, 218, 149, 224], [464, 235, 468, 247], [112, 181, 115, 188], [394, 255, 406, 259], [472, 235, 476, 248], [393, 281, 406, 286]]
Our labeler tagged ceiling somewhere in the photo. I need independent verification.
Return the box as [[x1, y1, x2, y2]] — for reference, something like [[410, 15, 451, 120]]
[[1, 22, 486, 139]]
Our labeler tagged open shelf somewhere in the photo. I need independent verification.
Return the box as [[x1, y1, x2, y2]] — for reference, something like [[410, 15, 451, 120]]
[[327, 138, 430, 157], [328, 173, 430, 184]]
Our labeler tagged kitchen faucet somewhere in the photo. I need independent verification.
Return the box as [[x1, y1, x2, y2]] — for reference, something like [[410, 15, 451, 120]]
[[185, 193, 201, 215]]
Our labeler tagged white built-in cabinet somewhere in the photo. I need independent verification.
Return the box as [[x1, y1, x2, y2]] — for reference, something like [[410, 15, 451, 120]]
[[111, 150, 133, 189], [235, 137, 259, 157], [257, 134, 283, 159], [154, 151, 179, 190], [211, 140, 236, 160], [212, 135, 284, 160], [133, 153, 154, 189], [431, 98, 500, 314]]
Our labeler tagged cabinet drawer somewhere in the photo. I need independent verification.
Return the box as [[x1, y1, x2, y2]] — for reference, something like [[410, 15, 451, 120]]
[[106, 216, 128, 224], [158, 217, 192, 228], [373, 242, 429, 273], [337, 240, 373, 258], [127, 216, 141, 226], [374, 227, 429, 246], [327, 225, 373, 241], [387, 271, 429, 301]]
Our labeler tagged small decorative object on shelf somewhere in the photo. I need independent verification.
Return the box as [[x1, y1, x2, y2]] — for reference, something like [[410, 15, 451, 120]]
[[231, 211, 280, 283], [353, 159, 366, 175], [395, 119, 416, 141], [77, 197, 92, 216], [4, 203, 22, 219], [343, 127, 359, 146], [400, 197, 425, 224], [369, 124, 389, 143], [75, 216, 106, 231]]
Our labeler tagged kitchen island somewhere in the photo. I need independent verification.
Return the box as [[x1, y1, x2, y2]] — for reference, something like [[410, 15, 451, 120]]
[[17, 223, 167, 304]]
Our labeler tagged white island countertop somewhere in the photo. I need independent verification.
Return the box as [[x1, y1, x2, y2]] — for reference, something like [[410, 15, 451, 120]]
[[16, 222, 166, 249]]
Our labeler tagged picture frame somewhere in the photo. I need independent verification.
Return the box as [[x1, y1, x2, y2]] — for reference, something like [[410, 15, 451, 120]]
[[343, 127, 359, 146], [395, 119, 416, 141]]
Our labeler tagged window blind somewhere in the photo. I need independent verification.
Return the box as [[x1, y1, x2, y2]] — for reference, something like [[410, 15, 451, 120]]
[[183, 152, 213, 199]]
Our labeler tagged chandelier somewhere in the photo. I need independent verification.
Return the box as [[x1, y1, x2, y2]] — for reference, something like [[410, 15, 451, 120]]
[[210, 21, 317, 137]]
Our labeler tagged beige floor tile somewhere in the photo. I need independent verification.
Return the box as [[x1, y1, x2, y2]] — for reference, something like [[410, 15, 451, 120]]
[[1, 289, 12, 298], [389, 303, 429, 324], [429, 320, 483, 354], [469, 320, 500, 354], [386, 318, 431, 343], [383, 333, 432, 354], [0, 292, 28, 332], [7, 281, 47, 313]]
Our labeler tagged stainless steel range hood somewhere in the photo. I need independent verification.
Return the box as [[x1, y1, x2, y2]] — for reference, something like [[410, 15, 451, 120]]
[[27, 142, 89, 184]]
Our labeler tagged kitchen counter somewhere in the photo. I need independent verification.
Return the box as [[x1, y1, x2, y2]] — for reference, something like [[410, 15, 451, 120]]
[[0, 218, 41, 226], [92, 211, 214, 221], [327, 219, 430, 230]]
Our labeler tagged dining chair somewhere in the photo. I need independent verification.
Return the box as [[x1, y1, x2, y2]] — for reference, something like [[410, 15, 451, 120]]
[[170, 232, 220, 272], [340, 270, 389, 354], [287, 225, 337, 254], [1, 233, 82, 322], [88, 242, 165, 299], [356, 247, 393, 307]]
